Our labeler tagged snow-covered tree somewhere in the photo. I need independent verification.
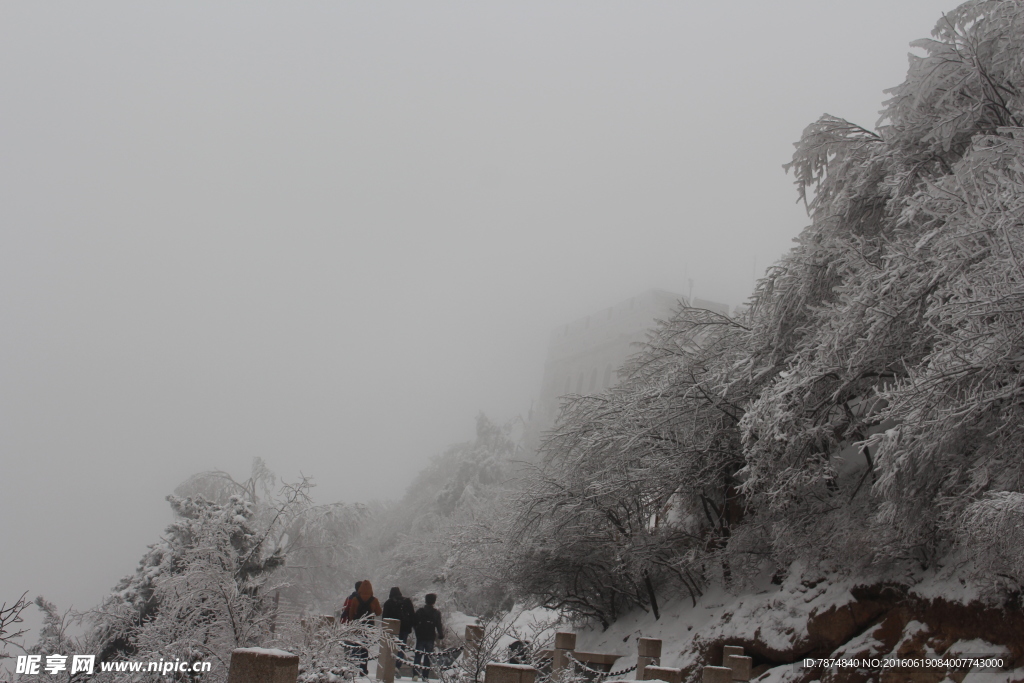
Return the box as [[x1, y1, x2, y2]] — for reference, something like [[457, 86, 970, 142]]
[[507, 306, 755, 624], [0, 593, 30, 662], [356, 414, 523, 615], [18, 598, 92, 683], [88, 460, 367, 680], [740, 0, 1024, 579], [90, 492, 285, 676], [507, 0, 1024, 616]]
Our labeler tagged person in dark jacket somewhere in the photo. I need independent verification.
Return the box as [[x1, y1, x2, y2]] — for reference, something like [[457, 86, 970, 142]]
[[412, 594, 443, 681], [399, 597, 417, 678], [382, 586, 405, 621], [382, 588, 412, 677]]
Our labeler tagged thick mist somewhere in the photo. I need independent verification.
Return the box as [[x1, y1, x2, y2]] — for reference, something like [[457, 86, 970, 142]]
[[1, 0, 949, 644]]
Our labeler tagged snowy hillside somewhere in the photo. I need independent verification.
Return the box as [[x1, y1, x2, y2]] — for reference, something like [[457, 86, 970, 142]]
[[560, 563, 1023, 683]]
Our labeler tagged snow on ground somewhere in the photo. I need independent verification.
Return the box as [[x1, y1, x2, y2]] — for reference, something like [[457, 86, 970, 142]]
[[568, 561, 859, 671], [448, 610, 482, 640], [908, 566, 985, 605], [428, 563, 1022, 683], [552, 562, 1019, 681], [436, 565, 851, 677], [946, 639, 1010, 658], [236, 646, 300, 657], [449, 605, 566, 652]]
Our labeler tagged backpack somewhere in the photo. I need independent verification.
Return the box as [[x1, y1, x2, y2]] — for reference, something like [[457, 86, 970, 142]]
[[354, 594, 376, 620], [414, 606, 442, 642], [400, 598, 417, 631]]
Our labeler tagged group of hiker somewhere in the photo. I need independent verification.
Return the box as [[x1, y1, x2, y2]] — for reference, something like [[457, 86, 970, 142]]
[[339, 580, 445, 680]]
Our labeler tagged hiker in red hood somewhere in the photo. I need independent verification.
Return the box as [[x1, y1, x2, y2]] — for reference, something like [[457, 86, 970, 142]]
[[347, 579, 382, 622], [346, 580, 382, 675]]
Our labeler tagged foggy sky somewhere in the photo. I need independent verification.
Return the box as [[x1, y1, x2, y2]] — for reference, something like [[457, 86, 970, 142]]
[[1, 0, 950, 639]]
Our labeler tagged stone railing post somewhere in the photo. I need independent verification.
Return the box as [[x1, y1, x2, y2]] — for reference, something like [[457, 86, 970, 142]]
[[485, 663, 536, 683], [702, 666, 732, 683], [720, 645, 749, 682], [462, 625, 485, 682], [725, 656, 751, 682], [636, 638, 661, 680], [466, 625, 484, 653], [377, 618, 402, 683], [228, 647, 299, 683], [552, 632, 576, 675]]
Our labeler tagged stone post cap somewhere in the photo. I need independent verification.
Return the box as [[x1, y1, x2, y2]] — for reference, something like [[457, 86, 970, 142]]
[[722, 646, 744, 660], [637, 638, 662, 658], [554, 632, 577, 650], [231, 648, 298, 661], [383, 618, 401, 635]]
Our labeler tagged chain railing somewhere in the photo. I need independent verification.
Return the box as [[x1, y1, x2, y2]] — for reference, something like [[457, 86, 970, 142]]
[[317, 619, 659, 682], [393, 645, 465, 672], [564, 652, 637, 681]]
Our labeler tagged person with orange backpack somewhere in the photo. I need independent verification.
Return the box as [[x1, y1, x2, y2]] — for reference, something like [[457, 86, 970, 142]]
[[347, 580, 382, 621], [346, 580, 382, 674]]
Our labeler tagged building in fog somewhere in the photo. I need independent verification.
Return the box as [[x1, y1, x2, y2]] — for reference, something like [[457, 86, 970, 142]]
[[523, 289, 730, 454]]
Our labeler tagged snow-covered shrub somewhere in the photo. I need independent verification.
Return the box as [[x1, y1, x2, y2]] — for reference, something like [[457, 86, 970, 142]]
[[286, 617, 380, 683], [958, 491, 1024, 593], [436, 608, 559, 683]]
